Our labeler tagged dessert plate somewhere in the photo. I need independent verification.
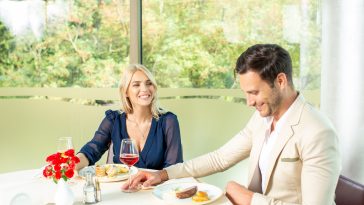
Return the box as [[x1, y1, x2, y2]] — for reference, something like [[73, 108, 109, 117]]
[[152, 182, 223, 204]]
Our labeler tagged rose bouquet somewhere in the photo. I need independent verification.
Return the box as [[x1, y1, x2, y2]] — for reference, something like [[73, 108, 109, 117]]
[[43, 149, 80, 183]]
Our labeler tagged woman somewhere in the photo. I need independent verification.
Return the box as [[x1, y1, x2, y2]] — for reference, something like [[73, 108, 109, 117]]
[[76, 64, 183, 170]]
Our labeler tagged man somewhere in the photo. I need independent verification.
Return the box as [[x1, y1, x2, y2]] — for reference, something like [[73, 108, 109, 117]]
[[123, 44, 341, 205]]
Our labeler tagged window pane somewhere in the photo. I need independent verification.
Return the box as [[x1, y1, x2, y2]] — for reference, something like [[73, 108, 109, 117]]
[[0, 0, 130, 88], [143, 0, 321, 89]]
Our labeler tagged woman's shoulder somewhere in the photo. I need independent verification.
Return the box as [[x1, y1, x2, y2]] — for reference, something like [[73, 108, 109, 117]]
[[158, 111, 179, 125], [159, 111, 177, 119], [104, 109, 124, 121]]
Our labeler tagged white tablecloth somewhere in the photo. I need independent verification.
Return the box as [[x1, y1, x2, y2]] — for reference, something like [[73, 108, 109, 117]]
[[0, 169, 232, 205]]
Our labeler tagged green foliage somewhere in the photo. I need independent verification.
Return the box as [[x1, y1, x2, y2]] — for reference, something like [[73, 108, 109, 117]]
[[0, 0, 129, 87], [0, 21, 15, 83], [143, 0, 321, 89], [0, 0, 321, 89]]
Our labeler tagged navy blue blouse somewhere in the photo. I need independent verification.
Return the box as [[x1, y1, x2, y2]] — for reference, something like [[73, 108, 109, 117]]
[[79, 110, 183, 170]]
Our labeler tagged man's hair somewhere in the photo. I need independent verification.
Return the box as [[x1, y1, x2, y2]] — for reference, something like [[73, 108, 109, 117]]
[[235, 44, 293, 87]]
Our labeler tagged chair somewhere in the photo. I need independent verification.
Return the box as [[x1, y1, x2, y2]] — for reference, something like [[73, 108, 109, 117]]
[[335, 175, 364, 205]]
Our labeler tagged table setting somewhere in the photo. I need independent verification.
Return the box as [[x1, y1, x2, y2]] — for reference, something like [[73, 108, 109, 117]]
[[0, 137, 232, 205], [0, 169, 232, 205]]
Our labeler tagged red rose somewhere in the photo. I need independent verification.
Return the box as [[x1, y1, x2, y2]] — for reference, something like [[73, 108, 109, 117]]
[[54, 164, 61, 171], [72, 156, 80, 163], [64, 149, 75, 157], [55, 171, 62, 180], [48, 153, 62, 165], [46, 153, 58, 162], [42, 169, 48, 177], [42, 165, 53, 177], [44, 149, 80, 183], [69, 162, 75, 170], [65, 169, 74, 178], [60, 156, 68, 164], [43, 168, 51, 177]]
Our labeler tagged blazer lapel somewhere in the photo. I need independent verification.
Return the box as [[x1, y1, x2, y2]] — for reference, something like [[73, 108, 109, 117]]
[[262, 94, 306, 193], [248, 120, 268, 189]]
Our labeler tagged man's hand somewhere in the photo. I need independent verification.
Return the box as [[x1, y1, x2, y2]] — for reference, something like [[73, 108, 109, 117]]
[[121, 170, 167, 190], [225, 181, 253, 205]]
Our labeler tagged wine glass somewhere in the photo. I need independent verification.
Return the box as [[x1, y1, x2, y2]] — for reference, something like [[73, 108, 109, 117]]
[[119, 139, 139, 193], [57, 137, 73, 153]]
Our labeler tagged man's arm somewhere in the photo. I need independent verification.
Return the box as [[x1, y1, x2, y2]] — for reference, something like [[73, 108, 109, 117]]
[[165, 112, 261, 179], [124, 129, 253, 190], [164, 128, 253, 179], [124, 112, 260, 190]]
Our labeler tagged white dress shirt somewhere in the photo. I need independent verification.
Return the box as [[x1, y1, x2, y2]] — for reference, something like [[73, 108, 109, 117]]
[[258, 96, 299, 192]]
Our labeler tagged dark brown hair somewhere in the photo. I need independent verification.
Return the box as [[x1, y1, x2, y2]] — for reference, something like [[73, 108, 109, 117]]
[[235, 44, 293, 87]]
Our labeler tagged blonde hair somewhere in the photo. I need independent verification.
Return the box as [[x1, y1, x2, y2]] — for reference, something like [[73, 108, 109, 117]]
[[119, 64, 165, 119]]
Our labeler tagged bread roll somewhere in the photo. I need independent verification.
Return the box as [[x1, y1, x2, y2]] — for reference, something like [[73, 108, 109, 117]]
[[95, 165, 106, 177]]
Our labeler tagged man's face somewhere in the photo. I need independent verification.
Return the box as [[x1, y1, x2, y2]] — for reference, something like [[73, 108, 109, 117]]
[[239, 71, 282, 117]]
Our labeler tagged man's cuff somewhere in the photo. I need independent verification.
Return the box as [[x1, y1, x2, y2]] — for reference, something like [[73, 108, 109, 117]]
[[250, 193, 268, 205]]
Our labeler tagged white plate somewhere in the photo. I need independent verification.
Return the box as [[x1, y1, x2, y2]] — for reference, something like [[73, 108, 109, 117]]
[[78, 164, 138, 183], [152, 182, 223, 205]]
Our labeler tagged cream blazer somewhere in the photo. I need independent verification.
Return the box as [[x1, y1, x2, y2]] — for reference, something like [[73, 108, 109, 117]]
[[165, 95, 341, 205]]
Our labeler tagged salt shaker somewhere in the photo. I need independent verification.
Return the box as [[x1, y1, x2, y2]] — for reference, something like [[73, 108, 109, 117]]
[[95, 177, 101, 202], [83, 172, 96, 204]]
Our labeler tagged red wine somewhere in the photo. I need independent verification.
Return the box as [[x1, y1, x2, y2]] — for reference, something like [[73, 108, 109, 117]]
[[120, 154, 139, 166]]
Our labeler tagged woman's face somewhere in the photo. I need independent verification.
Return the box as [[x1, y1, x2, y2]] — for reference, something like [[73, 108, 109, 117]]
[[126, 70, 155, 108]]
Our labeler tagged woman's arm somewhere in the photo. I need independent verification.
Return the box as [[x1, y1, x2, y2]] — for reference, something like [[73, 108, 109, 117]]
[[77, 110, 116, 167], [162, 113, 183, 167], [75, 152, 89, 171]]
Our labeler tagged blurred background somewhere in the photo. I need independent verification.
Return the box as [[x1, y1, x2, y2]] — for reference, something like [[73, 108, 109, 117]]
[[0, 0, 363, 187]]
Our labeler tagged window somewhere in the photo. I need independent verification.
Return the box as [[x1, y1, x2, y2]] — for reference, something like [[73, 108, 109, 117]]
[[142, 0, 321, 89], [0, 0, 321, 90], [0, 0, 130, 88]]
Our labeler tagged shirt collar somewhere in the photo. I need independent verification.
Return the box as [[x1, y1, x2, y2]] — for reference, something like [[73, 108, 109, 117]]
[[264, 92, 301, 134]]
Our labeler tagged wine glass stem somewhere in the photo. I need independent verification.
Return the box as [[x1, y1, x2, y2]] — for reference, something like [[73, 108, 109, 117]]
[[128, 166, 131, 190]]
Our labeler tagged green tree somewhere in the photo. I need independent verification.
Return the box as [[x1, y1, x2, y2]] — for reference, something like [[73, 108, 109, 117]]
[[0, 0, 129, 87], [143, 0, 321, 89], [0, 0, 321, 89], [0, 21, 15, 84]]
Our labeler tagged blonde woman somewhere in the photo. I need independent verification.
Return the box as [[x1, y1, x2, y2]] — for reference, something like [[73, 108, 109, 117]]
[[76, 64, 183, 170]]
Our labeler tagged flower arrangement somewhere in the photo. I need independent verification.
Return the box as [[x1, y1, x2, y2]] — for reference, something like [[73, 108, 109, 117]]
[[43, 149, 80, 183]]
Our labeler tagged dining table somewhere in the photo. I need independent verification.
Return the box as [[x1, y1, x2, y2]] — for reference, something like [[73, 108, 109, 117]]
[[0, 168, 232, 205]]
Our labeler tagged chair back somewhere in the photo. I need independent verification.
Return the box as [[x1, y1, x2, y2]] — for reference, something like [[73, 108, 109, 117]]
[[106, 142, 114, 164], [335, 175, 364, 205]]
